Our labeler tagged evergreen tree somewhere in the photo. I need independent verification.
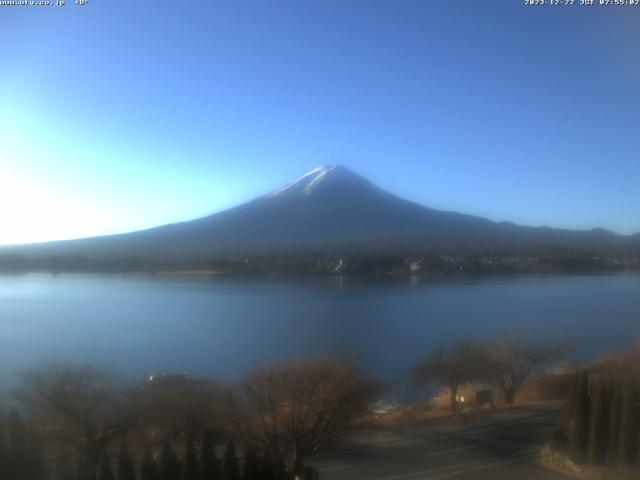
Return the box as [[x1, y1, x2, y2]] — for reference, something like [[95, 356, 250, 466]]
[[77, 457, 96, 480], [568, 369, 590, 464], [617, 376, 639, 466], [7, 410, 29, 480], [242, 445, 260, 480], [302, 467, 318, 480], [222, 441, 240, 480], [8, 410, 28, 450], [140, 447, 159, 480], [273, 461, 288, 480], [199, 429, 220, 480], [159, 441, 181, 480], [97, 453, 115, 480], [257, 458, 276, 480], [0, 418, 7, 478], [117, 441, 137, 480], [587, 374, 609, 465], [54, 445, 76, 480], [181, 434, 198, 480], [561, 371, 579, 438], [26, 428, 49, 480], [607, 374, 624, 464]]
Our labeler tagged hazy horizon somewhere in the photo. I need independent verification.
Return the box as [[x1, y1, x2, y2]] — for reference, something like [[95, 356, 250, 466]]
[[3, 2, 640, 245], [1, 163, 639, 248]]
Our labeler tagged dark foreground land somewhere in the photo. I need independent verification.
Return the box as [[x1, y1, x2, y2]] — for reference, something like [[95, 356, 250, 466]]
[[309, 404, 569, 480]]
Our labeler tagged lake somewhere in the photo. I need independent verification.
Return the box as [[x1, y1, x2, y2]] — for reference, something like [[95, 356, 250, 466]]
[[1, 273, 639, 400]]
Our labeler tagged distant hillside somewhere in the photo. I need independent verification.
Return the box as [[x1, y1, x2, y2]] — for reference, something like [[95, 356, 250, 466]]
[[2, 165, 639, 264]]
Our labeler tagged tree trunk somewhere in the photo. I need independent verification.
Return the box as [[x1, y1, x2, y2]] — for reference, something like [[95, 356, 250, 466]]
[[77, 459, 98, 480], [77, 443, 102, 480], [293, 453, 305, 477], [450, 384, 459, 412], [569, 369, 591, 464], [618, 376, 639, 466], [504, 386, 517, 405], [587, 375, 609, 465], [607, 375, 624, 464]]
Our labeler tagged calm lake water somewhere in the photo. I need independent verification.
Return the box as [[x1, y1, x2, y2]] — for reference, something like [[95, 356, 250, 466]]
[[1, 273, 639, 399]]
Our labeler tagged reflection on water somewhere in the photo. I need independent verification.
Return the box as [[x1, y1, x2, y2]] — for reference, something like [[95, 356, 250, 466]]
[[0, 273, 639, 399]]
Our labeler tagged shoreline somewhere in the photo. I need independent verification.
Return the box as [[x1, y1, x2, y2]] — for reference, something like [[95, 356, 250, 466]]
[[1, 268, 639, 279]]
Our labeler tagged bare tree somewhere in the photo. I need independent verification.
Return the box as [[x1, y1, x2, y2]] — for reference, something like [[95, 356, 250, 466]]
[[138, 374, 234, 437], [18, 363, 137, 480], [240, 357, 379, 475], [414, 341, 490, 412], [487, 339, 570, 404]]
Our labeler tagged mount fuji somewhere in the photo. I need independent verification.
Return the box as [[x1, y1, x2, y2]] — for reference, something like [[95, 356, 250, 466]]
[[3, 165, 639, 259]]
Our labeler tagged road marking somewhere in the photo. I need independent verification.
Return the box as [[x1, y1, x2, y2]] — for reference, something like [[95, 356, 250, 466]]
[[370, 449, 538, 480], [399, 410, 557, 441], [422, 447, 468, 457], [312, 445, 473, 476], [428, 451, 537, 479], [321, 410, 558, 457], [398, 418, 557, 442], [371, 459, 507, 480], [317, 465, 351, 472]]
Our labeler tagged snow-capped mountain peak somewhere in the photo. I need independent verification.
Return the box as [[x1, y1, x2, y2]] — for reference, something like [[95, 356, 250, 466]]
[[267, 164, 381, 199]]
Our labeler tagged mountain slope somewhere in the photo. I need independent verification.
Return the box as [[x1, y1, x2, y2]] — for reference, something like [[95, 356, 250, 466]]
[[3, 165, 639, 258]]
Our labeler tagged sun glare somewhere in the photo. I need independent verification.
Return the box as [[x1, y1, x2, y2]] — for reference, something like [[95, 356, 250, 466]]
[[0, 167, 103, 246]]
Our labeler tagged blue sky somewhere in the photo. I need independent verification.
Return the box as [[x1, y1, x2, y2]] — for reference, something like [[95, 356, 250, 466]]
[[2, 1, 639, 245]]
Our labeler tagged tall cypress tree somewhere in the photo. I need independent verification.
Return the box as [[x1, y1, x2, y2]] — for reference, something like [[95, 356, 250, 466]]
[[160, 441, 181, 480], [257, 457, 276, 480], [587, 374, 609, 465], [222, 441, 240, 480], [181, 434, 198, 480], [302, 466, 318, 480], [561, 372, 579, 438], [54, 445, 76, 480], [607, 374, 624, 464], [0, 419, 7, 479], [617, 376, 639, 466], [26, 428, 49, 480], [117, 441, 137, 480], [199, 429, 220, 480], [273, 461, 288, 480], [568, 369, 590, 464], [8, 411, 27, 450], [97, 453, 115, 480], [242, 445, 260, 480], [140, 447, 159, 480], [7, 410, 29, 480]]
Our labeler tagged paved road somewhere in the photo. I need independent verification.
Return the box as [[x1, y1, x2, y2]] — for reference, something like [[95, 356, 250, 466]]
[[308, 404, 570, 480]]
